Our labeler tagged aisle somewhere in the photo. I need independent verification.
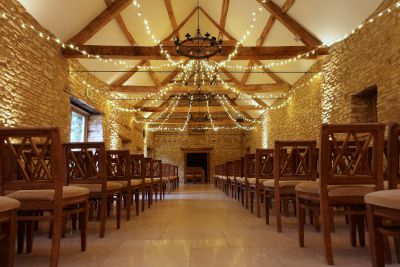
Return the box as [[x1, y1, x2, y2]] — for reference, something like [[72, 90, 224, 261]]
[[16, 184, 387, 267]]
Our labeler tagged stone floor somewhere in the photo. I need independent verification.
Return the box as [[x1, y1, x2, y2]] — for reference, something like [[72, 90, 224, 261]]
[[14, 184, 400, 267]]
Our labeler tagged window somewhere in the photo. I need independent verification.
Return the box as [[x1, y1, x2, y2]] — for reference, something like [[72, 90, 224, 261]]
[[70, 107, 88, 142]]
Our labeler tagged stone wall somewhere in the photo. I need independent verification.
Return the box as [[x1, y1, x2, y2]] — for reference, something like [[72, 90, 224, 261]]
[[257, 0, 400, 146], [151, 130, 244, 181], [0, 0, 144, 151]]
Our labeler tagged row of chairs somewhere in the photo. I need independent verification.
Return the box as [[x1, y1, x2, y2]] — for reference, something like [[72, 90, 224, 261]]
[[0, 127, 179, 267], [215, 123, 400, 266]]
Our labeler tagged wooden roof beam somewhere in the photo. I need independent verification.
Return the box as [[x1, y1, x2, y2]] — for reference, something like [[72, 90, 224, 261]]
[[104, 0, 136, 45], [111, 84, 289, 94], [162, 7, 197, 42], [141, 105, 263, 113], [163, 0, 180, 38], [112, 60, 147, 86], [68, 0, 132, 45], [256, 0, 321, 46], [62, 45, 328, 60], [218, 0, 230, 40], [199, 7, 236, 40]]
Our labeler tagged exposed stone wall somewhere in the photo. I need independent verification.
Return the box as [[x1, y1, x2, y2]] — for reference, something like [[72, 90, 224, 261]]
[[151, 130, 244, 180], [259, 0, 400, 146], [0, 0, 144, 152]]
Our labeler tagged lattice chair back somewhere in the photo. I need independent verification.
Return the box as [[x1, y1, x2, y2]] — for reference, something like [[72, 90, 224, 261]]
[[153, 159, 162, 181], [106, 150, 131, 184], [0, 128, 64, 199], [244, 153, 256, 180], [319, 123, 385, 192], [387, 123, 400, 189], [255, 149, 274, 181], [274, 141, 317, 182], [144, 157, 153, 181], [233, 159, 242, 179], [130, 154, 145, 182], [63, 142, 107, 192], [226, 161, 234, 177]]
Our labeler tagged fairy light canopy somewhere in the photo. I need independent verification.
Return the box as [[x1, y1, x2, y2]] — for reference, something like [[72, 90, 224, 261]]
[[17, 0, 385, 130]]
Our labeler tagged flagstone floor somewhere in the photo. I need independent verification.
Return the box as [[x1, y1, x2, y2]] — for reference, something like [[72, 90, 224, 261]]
[[15, 184, 400, 267]]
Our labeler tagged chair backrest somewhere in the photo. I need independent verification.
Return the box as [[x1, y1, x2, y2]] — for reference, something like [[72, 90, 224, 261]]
[[255, 149, 274, 182], [244, 153, 256, 180], [233, 159, 241, 179], [388, 123, 400, 189], [63, 142, 107, 192], [144, 157, 153, 181], [319, 123, 385, 192], [162, 163, 171, 178], [106, 150, 131, 185], [226, 161, 234, 177], [153, 159, 162, 181], [130, 154, 145, 182], [0, 128, 64, 199], [274, 141, 317, 182]]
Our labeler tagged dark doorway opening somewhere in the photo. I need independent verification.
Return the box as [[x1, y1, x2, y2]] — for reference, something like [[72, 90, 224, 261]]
[[186, 153, 208, 182]]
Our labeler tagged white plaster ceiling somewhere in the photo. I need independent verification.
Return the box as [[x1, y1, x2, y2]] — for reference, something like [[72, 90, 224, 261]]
[[18, 0, 384, 120]]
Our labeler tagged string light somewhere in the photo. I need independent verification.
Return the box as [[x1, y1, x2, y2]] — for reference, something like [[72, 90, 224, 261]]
[[216, 95, 254, 130], [217, 95, 260, 123], [148, 95, 181, 131], [205, 95, 218, 132]]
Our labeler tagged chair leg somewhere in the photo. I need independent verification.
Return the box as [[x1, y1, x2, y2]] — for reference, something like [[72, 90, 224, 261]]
[[116, 193, 122, 229], [256, 187, 261, 218], [2, 210, 17, 267], [126, 189, 131, 221], [320, 200, 334, 265], [265, 190, 270, 225], [99, 196, 107, 238], [135, 190, 140, 216], [366, 204, 385, 267], [79, 199, 88, 252], [275, 189, 282, 233], [49, 209, 62, 267], [296, 193, 305, 247], [26, 220, 34, 253]]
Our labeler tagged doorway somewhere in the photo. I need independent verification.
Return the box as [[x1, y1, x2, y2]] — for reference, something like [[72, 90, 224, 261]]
[[186, 153, 208, 182]]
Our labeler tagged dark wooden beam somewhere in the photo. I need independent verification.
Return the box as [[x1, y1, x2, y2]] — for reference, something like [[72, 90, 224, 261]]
[[162, 7, 197, 42], [111, 84, 289, 94], [218, 0, 230, 39], [163, 0, 179, 38], [62, 45, 328, 60], [199, 7, 236, 41], [104, 0, 136, 45], [68, 0, 132, 45], [257, 0, 321, 46], [112, 60, 147, 86], [141, 105, 263, 113]]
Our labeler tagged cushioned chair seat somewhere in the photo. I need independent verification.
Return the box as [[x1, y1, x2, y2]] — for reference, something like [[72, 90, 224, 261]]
[[295, 181, 375, 197], [236, 177, 246, 183], [365, 190, 400, 210], [0, 196, 21, 213], [6, 186, 89, 202], [227, 176, 234, 180], [248, 178, 270, 184], [220, 176, 227, 180], [263, 180, 307, 188], [383, 180, 400, 190], [117, 179, 143, 187], [145, 178, 153, 184], [73, 182, 122, 193]]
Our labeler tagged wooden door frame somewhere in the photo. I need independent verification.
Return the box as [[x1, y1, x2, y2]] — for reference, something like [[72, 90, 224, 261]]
[[181, 147, 213, 183]]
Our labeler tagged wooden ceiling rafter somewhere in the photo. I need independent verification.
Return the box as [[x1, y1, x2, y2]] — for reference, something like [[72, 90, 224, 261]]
[[240, 61, 254, 85], [199, 7, 236, 41], [111, 59, 147, 86], [218, 0, 230, 40], [162, 7, 198, 42], [68, 0, 132, 45], [111, 83, 289, 94], [104, 0, 136, 45], [256, 0, 322, 46], [62, 45, 328, 60], [141, 105, 263, 113], [163, 0, 180, 39], [145, 61, 162, 86]]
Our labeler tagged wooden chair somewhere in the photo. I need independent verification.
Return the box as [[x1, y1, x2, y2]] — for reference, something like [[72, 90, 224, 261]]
[[0, 196, 20, 267], [144, 157, 157, 206], [264, 141, 317, 232], [226, 162, 234, 197], [243, 153, 256, 210], [364, 122, 400, 267], [130, 154, 146, 212], [193, 167, 205, 184], [174, 165, 179, 188], [1, 127, 89, 267], [184, 168, 194, 184], [63, 142, 122, 238], [106, 150, 139, 220], [237, 157, 247, 206], [251, 150, 274, 216], [233, 159, 242, 200], [295, 123, 385, 265], [153, 159, 164, 200]]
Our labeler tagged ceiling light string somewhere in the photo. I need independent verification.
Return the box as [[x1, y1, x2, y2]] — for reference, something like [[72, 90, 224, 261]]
[[220, 0, 400, 70], [217, 95, 261, 124], [205, 95, 218, 132], [132, 0, 181, 66], [179, 98, 193, 132], [148, 95, 182, 131], [216, 95, 254, 130]]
